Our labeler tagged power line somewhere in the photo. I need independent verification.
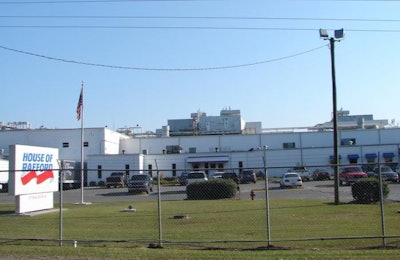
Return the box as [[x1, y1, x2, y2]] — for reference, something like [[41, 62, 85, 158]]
[[0, 0, 399, 3], [0, 44, 327, 71], [0, 25, 399, 33], [0, 15, 399, 23], [0, 0, 194, 4]]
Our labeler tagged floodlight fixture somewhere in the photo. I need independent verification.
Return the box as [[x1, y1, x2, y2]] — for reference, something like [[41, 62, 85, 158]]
[[319, 28, 345, 41], [334, 28, 345, 40], [319, 29, 329, 39]]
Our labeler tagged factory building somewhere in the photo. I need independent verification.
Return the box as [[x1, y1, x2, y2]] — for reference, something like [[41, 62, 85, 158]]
[[0, 109, 397, 185]]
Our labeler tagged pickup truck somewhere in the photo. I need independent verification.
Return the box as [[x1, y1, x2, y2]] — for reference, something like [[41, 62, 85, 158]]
[[339, 166, 367, 186], [127, 174, 153, 194], [289, 166, 312, 182], [106, 172, 127, 188]]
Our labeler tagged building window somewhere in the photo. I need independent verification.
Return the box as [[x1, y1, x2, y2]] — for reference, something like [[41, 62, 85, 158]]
[[384, 157, 393, 163], [172, 163, 177, 177], [341, 138, 356, 146], [348, 154, 359, 164], [383, 152, 395, 163], [204, 163, 209, 176], [148, 164, 152, 177], [329, 155, 341, 165], [365, 153, 377, 164], [125, 164, 130, 178], [238, 161, 243, 174], [283, 142, 295, 149], [83, 142, 89, 147], [97, 165, 102, 179], [62, 142, 69, 148]]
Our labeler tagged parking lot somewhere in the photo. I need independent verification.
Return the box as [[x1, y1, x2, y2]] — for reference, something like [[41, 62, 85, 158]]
[[2, 180, 399, 204]]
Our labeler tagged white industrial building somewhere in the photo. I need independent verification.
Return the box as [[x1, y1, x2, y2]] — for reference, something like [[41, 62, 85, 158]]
[[0, 109, 398, 185]]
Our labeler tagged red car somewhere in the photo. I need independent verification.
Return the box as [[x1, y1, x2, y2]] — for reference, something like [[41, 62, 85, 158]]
[[312, 168, 331, 181], [339, 166, 367, 186]]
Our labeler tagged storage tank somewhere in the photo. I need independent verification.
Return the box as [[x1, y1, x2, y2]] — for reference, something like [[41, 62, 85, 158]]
[[162, 125, 170, 137]]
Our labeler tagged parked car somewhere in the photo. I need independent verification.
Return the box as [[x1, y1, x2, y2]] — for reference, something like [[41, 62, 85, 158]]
[[221, 172, 240, 184], [280, 173, 303, 189], [239, 170, 257, 183], [312, 168, 331, 181], [369, 166, 399, 183], [209, 171, 224, 179], [178, 172, 189, 186], [186, 171, 208, 185], [290, 166, 312, 182], [339, 166, 368, 186], [127, 174, 153, 194]]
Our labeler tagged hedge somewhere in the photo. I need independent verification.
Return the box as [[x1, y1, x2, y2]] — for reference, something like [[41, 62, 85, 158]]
[[351, 178, 389, 203], [186, 179, 237, 200]]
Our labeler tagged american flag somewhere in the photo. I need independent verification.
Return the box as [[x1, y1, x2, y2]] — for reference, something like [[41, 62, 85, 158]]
[[76, 87, 83, 120]]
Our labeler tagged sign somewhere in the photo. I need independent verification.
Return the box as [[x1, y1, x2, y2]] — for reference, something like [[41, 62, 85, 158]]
[[61, 160, 79, 185], [9, 145, 59, 196], [8, 145, 59, 214]]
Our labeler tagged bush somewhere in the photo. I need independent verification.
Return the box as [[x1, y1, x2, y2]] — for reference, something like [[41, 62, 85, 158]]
[[152, 177, 179, 186], [351, 178, 389, 203], [186, 179, 237, 200]]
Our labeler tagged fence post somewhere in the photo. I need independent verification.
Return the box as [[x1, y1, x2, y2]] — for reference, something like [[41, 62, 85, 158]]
[[377, 156, 387, 246], [155, 159, 163, 248], [263, 152, 271, 248]]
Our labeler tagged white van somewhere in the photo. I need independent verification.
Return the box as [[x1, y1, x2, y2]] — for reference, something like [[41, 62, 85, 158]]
[[187, 171, 208, 185]]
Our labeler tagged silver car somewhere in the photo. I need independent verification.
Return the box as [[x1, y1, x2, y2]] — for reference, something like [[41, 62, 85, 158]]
[[186, 171, 208, 185], [371, 166, 399, 183]]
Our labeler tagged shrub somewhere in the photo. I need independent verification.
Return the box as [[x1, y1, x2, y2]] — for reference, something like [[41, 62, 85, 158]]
[[186, 179, 237, 200], [152, 177, 179, 186], [351, 178, 389, 203]]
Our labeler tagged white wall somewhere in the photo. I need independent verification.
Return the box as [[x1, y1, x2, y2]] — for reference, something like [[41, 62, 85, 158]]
[[0, 159, 8, 184], [87, 154, 143, 184], [0, 128, 126, 162]]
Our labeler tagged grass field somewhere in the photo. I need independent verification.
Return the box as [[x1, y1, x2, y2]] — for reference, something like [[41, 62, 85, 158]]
[[0, 199, 400, 259]]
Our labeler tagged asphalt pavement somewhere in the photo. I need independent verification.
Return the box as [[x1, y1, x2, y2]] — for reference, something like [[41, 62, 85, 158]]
[[1, 180, 399, 205]]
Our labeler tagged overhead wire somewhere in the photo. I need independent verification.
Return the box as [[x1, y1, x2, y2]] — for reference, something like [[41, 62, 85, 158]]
[[0, 0, 218, 4], [1, 3, 398, 69], [0, 44, 328, 71], [0, 15, 398, 32], [0, 15, 399, 23], [0, 25, 398, 33], [0, 0, 399, 4]]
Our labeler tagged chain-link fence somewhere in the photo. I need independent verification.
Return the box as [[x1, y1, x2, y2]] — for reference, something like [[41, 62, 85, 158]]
[[1, 164, 400, 250]]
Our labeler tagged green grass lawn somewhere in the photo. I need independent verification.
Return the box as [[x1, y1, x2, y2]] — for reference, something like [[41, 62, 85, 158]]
[[0, 199, 400, 259]]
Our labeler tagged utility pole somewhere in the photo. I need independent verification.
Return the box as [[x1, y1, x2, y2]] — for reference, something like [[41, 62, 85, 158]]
[[320, 29, 344, 205]]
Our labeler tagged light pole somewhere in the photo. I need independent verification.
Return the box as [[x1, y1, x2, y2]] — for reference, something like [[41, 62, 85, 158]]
[[262, 145, 271, 247], [320, 28, 344, 205]]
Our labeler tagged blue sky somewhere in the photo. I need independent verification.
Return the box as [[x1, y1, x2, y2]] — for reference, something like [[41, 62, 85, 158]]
[[1, 0, 399, 132]]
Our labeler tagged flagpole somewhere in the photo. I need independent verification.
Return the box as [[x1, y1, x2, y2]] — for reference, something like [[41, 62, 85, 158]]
[[80, 81, 85, 204]]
